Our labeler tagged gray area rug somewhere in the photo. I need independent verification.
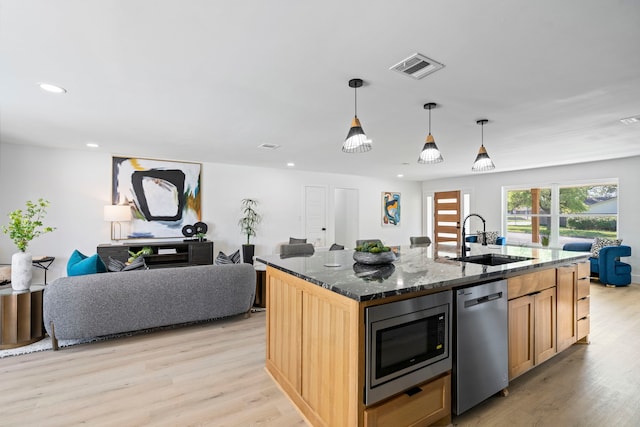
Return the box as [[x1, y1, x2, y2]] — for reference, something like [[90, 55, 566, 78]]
[[1, 307, 266, 359]]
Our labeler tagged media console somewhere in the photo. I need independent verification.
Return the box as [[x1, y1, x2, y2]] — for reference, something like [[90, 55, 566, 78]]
[[97, 240, 213, 269]]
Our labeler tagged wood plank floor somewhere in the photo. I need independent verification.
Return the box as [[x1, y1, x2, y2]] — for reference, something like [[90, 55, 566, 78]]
[[1, 281, 639, 426]]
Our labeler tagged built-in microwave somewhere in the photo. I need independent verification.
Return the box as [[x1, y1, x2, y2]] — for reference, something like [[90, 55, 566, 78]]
[[365, 291, 452, 406]]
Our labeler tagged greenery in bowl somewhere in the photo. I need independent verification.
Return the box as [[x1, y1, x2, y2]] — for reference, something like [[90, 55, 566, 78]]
[[354, 241, 392, 253], [1, 198, 56, 252]]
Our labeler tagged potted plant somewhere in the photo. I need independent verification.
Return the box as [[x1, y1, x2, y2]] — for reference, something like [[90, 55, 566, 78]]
[[238, 198, 261, 264], [1, 198, 56, 290], [353, 241, 396, 265]]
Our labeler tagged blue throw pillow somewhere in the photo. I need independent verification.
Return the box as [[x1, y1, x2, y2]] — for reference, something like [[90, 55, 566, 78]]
[[67, 250, 107, 276]]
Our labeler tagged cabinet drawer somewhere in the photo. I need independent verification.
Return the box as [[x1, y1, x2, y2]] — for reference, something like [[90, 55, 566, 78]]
[[577, 278, 590, 300], [577, 297, 590, 319], [508, 269, 556, 300], [577, 261, 590, 279], [364, 373, 451, 427], [577, 317, 590, 339]]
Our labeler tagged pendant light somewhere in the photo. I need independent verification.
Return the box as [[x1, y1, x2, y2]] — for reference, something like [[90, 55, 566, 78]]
[[471, 119, 495, 172], [418, 102, 443, 164], [342, 78, 372, 153]]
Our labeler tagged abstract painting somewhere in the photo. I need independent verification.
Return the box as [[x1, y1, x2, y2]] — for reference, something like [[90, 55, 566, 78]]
[[112, 156, 202, 238], [382, 192, 401, 226]]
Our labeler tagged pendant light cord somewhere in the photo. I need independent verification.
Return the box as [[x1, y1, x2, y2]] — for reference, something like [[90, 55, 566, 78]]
[[354, 86, 358, 118], [481, 121, 484, 146], [428, 106, 432, 133]]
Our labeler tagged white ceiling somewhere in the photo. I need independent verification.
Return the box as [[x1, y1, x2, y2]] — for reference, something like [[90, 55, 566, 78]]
[[1, 0, 639, 181]]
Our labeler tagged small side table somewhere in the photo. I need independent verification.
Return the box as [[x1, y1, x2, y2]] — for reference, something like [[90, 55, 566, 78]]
[[254, 263, 266, 308], [32, 256, 55, 284], [0, 285, 45, 349]]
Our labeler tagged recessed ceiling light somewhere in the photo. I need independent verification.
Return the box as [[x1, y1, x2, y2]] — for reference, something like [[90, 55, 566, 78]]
[[620, 115, 640, 125], [38, 82, 67, 94], [397, 174, 404, 178], [258, 143, 280, 149], [86, 142, 100, 148], [287, 162, 295, 167]]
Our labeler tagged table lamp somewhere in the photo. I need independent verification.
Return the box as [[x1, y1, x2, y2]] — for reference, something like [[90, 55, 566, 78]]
[[104, 205, 132, 240]]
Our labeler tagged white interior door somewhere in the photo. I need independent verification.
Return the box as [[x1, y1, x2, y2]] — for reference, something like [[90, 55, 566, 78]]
[[334, 188, 358, 249], [304, 185, 327, 247]]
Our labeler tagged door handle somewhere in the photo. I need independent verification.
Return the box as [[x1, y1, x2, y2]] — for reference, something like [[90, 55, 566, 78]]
[[321, 227, 326, 231]]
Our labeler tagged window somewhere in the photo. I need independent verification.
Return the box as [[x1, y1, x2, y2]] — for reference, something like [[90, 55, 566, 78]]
[[505, 187, 552, 246], [558, 184, 618, 246], [504, 182, 618, 247]]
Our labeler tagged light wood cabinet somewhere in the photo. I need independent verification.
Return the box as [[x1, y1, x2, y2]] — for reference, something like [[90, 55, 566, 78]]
[[556, 265, 577, 352], [557, 261, 591, 349], [266, 267, 360, 426], [266, 266, 451, 427], [534, 287, 557, 365], [364, 373, 451, 427], [508, 294, 534, 379], [508, 262, 590, 380], [576, 260, 591, 342], [508, 270, 557, 380], [507, 268, 556, 299]]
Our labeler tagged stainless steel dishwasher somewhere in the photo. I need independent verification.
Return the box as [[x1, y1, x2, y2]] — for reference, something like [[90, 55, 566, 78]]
[[453, 279, 508, 415]]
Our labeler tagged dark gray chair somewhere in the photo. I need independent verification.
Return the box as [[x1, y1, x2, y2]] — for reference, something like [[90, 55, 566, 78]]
[[280, 243, 315, 258], [410, 236, 431, 246], [329, 243, 344, 251]]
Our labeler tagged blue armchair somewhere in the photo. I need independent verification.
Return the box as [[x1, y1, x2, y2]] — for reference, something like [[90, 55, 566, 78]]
[[562, 242, 632, 286]]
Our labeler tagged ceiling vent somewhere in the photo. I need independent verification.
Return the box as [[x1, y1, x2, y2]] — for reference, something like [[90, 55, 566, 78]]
[[620, 115, 640, 125], [390, 53, 445, 80], [258, 143, 280, 149]]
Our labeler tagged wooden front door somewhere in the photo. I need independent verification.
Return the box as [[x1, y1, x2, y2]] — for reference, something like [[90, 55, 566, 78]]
[[434, 190, 461, 247]]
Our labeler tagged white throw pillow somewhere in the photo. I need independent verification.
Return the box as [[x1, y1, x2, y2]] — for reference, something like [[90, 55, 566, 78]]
[[477, 230, 499, 245], [590, 237, 622, 258]]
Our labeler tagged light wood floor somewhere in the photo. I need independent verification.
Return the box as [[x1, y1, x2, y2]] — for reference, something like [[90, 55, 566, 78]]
[[2, 281, 639, 426]]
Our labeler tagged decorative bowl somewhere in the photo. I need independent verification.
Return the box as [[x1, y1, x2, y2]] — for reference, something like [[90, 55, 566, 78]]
[[353, 250, 396, 265], [353, 263, 396, 282]]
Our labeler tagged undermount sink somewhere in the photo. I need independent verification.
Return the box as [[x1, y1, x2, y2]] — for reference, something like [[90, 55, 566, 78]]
[[450, 253, 535, 266]]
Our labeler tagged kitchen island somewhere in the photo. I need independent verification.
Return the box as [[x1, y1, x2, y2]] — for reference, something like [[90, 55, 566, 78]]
[[257, 244, 590, 427]]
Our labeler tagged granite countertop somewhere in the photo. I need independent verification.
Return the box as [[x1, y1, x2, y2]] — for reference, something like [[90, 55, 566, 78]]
[[256, 244, 590, 302]]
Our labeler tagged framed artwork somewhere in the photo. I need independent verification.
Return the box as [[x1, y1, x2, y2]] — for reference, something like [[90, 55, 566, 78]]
[[112, 156, 202, 239], [382, 192, 401, 226]]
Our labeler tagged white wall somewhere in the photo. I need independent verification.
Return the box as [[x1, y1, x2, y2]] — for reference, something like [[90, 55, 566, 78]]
[[334, 188, 359, 248], [422, 156, 640, 283], [0, 142, 422, 282]]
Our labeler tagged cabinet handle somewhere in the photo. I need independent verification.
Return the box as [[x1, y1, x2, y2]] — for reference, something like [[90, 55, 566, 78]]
[[405, 386, 422, 397]]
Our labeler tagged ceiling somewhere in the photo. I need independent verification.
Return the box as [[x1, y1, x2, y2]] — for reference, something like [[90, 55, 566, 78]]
[[1, 0, 639, 181]]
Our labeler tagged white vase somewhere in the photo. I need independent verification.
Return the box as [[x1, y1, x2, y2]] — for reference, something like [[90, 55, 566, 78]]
[[11, 252, 33, 291]]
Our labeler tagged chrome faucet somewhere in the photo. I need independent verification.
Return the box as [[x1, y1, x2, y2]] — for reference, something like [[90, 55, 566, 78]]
[[460, 213, 487, 257]]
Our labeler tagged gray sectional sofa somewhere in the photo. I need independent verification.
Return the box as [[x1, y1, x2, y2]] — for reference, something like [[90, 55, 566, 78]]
[[43, 263, 256, 350]]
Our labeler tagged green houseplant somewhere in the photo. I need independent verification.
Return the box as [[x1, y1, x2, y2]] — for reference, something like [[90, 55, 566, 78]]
[[1, 198, 56, 290], [238, 198, 261, 264]]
